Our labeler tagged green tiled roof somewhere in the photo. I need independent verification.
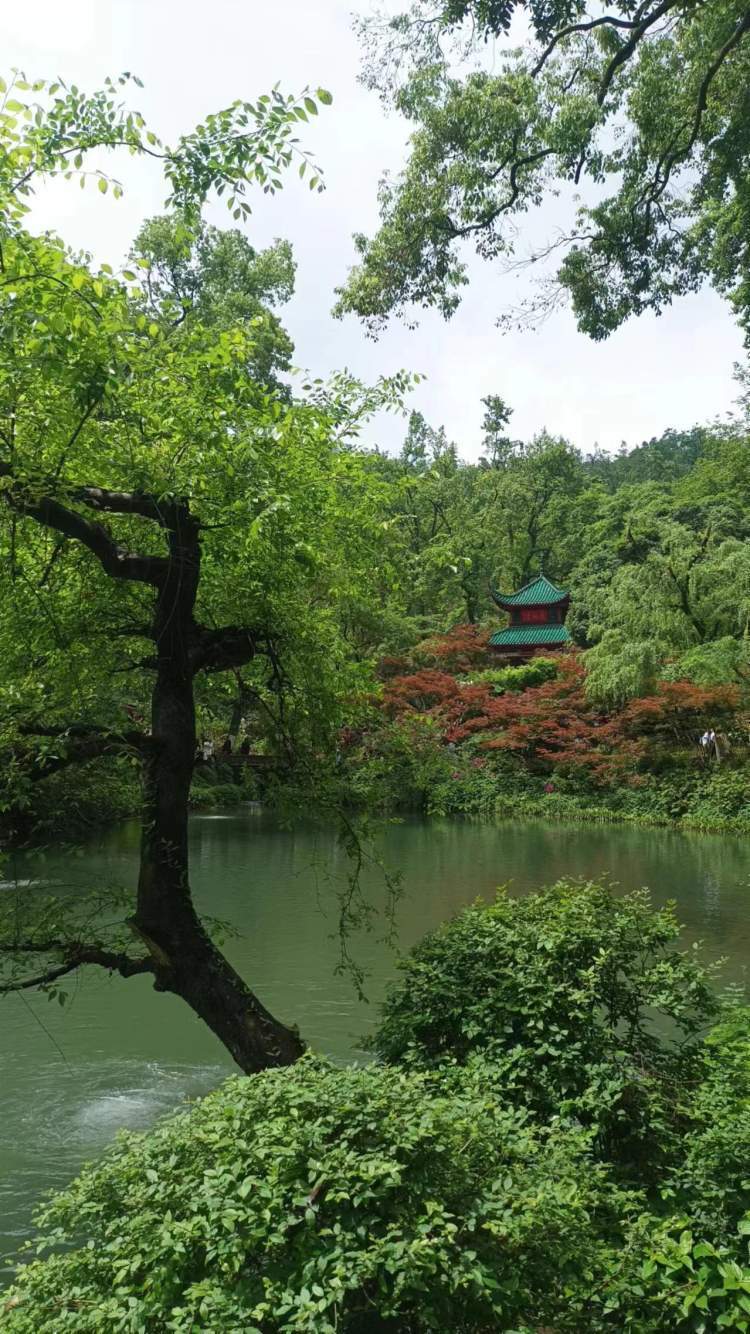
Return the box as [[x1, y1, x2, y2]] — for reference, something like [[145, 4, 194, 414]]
[[489, 624, 571, 648], [491, 575, 569, 608]]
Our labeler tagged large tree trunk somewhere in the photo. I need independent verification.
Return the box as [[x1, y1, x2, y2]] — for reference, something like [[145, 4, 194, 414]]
[[133, 512, 304, 1073]]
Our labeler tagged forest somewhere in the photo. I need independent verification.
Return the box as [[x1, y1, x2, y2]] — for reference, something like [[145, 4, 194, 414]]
[[3, 0, 750, 1329], [12, 407, 750, 843]]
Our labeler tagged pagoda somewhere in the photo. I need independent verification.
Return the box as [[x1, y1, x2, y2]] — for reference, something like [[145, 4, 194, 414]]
[[489, 573, 571, 661]]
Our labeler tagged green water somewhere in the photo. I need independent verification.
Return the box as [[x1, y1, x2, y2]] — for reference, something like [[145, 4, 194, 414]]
[[2, 808, 750, 1266]]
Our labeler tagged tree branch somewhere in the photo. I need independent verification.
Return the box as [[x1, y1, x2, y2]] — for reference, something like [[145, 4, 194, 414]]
[[74, 485, 192, 528], [15, 724, 152, 782], [645, 8, 750, 201], [444, 145, 555, 238], [0, 943, 153, 994], [0, 962, 80, 992], [597, 0, 690, 105], [0, 464, 167, 585], [532, 12, 644, 77]]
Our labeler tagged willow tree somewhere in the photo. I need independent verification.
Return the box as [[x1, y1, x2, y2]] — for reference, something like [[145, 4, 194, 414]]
[[335, 0, 750, 342], [0, 73, 402, 1073]]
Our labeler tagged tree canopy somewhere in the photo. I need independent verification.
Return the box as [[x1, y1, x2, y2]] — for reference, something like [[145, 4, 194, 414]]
[[334, 0, 750, 342]]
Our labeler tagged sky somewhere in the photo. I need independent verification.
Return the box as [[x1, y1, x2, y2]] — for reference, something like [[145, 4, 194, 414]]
[[2, 0, 746, 459]]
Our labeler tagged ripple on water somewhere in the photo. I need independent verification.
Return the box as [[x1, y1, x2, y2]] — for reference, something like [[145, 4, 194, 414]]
[[1, 1059, 225, 1151]]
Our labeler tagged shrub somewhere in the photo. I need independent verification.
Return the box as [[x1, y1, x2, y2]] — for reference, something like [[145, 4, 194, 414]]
[[465, 657, 558, 694], [189, 780, 244, 809], [6, 895, 750, 1333], [1, 1057, 635, 1334], [346, 715, 453, 812], [414, 622, 490, 672], [370, 879, 720, 1174], [683, 768, 750, 832]]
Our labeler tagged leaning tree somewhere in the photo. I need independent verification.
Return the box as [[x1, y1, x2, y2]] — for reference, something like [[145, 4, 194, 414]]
[[0, 73, 401, 1071]]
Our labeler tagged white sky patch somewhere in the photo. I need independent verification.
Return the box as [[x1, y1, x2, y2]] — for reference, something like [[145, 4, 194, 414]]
[[3, 0, 745, 458]]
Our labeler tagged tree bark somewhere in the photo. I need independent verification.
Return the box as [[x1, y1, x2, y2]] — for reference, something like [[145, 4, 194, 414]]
[[131, 509, 304, 1072]]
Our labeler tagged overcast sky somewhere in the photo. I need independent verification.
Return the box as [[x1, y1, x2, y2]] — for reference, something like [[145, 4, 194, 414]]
[[3, 0, 745, 458]]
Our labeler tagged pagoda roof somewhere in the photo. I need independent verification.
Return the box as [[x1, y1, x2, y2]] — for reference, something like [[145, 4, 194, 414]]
[[490, 574, 569, 610], [489, 624, 571, 648]]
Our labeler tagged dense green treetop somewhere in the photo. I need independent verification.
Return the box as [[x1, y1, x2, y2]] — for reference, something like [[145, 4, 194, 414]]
[[132, 215, 297, 390]]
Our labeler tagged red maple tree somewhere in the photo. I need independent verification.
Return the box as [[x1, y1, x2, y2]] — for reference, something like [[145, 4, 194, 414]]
[[381, 651, 740, 786]]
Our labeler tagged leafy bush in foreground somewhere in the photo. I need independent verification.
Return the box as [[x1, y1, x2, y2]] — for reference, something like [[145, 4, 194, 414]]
[[6, 881, 750, 1332], [3, 1057, 635, 1333]]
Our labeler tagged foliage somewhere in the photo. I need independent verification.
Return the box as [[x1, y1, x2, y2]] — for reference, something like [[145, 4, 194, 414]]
[[465, 657, 558, 693], [189, 779, 246, 809], [132, 214, 297, 390], [337, 0, 750, 349], [1, 1055, 637, 1334], [378, 653, 739, 785], [346, 714, 453, 812], [370, 878, 720, 1173], [415, 621, 490, 670], [0, 756, 140, 843], [7, 892, 750, 1332]]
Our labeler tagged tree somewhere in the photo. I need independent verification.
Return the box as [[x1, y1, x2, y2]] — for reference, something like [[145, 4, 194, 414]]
[[132, 214, 297, 390], [334, 1, 750, 344], [0, 73, 408, 1074], [478, 393, 517, 468], [578, 504, 750, 699]]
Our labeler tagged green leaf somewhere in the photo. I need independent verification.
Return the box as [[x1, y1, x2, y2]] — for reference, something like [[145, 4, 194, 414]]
[[316, 88, 333, 106], [98, 177, 108, 194]]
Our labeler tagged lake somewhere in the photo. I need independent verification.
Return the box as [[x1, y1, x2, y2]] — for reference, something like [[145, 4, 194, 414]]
[[2, 808, 750, 1265]]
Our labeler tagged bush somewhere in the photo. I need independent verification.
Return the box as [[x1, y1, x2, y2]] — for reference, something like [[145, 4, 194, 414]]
[[346, 715, 453, 812], [370, 879, 720, 1174], [683, 767, 750, 832], [1, 1057, 635, 1334], [7, 757, 140, 843], [189, 779, 245, 809], [464, 657, 558, 694]]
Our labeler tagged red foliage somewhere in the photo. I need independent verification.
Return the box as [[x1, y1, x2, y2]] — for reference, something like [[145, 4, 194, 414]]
[[415, 623, 490, 672], [376, 655, 411, 681], [380, 653, 740, 787], [620, 681, 739, 736], [383, 670, 460, 715]]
